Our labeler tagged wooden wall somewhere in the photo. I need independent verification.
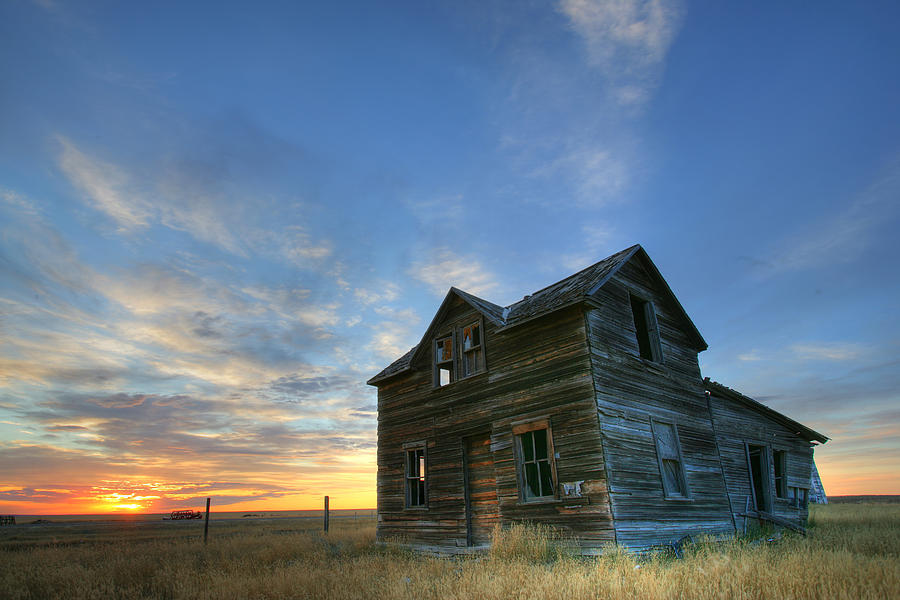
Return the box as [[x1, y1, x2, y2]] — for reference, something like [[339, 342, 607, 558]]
[[375, 297, 615, 553], [585, 256, 736, 549], [707, 391, 815, 527]]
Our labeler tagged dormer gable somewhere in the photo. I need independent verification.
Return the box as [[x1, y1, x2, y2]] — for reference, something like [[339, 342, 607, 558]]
[[366, 287, 503, 386]]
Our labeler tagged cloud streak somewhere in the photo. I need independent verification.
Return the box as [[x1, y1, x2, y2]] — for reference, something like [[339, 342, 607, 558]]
[[408, 248, 499, 297], [558, 0, 684, 107], [756, 161, 900, 276]]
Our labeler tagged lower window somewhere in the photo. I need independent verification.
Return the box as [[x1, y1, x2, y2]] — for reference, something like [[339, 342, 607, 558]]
[[513, 420, 556, 501], [405, 447, 426, 507], [651, 419, 689, 498]]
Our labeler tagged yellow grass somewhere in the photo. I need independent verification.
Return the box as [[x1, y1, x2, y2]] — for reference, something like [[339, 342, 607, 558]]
[[2, 504, 898, 599]]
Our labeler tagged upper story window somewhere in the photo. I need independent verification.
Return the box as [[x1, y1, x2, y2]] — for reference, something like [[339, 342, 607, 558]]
[[461, 322, 482, 377], [405, 446, 426, 508], [651, 419, 689, 498], [630, 294, 663, 362], [433, 320, 485, 387], [512, 419, 557, 502], [434, 336, 454, 387]]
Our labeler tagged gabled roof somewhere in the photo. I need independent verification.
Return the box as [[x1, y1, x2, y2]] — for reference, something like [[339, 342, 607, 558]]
[[502, 244, 639, 327], [368, 244, 706, 385], [704, 378, 829, 444]]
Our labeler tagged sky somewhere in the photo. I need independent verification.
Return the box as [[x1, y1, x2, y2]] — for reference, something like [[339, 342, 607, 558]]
[[1, 0, 898, 515]]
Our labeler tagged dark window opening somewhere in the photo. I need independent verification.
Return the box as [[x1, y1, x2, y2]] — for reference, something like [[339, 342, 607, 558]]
[[405, 448, 426, 507], [630, 295, 661, 362], [774, 450, 787, 499], [747, 444, 769, 511]]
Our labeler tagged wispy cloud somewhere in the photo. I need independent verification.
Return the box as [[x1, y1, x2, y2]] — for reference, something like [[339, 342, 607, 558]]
[[530, 144, 631, 206], [791, 343, 864, 362], [489, 2, 682, 207], [57, 135, 335, 264], [756, 161, 900, 276], [58, 137, 151, 230], [408, 248, 499, 298], [559, 222, 622, 271], [557, 0, 684, 107], [368, 324, 417, 362]]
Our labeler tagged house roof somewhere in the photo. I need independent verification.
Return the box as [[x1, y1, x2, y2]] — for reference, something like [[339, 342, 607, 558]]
[[501, 244, 640, 327], [367, 244, 706, 385], [704, 378, 829, 444]]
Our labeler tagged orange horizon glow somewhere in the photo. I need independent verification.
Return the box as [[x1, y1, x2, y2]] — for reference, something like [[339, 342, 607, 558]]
[[0, 490, 379, 516], [2, 471, 898, 516]]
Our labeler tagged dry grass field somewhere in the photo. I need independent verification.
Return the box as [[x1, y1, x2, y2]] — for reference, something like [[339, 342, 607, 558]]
[[2, 503, 898, 599]]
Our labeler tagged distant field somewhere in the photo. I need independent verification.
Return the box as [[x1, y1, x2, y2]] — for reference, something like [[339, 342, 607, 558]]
[[9, 508, 376, 523], [829, 495, 900, 504], [2, 504, 898, 599]]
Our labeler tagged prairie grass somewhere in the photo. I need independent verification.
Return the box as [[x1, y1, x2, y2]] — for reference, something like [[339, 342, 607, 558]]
[[2, 504, 898, 599]]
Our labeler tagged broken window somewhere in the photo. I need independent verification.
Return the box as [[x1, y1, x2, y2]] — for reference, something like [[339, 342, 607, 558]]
[[461, 322, 483, 377], [433, 320, 486, 387], [651, 419, 689, 498], [774, 450, 787, 498], [434, 336, 454, 387], [405, 447, 426, 507], [630, 294, 662, 362], [513, 420, 556, 501]]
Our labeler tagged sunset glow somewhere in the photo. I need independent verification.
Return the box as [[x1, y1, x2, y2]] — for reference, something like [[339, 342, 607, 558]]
[[2, 1, 899, 516]]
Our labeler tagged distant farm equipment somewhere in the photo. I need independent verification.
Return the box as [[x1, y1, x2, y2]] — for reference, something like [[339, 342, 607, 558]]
[[165, 510, 203, 520]]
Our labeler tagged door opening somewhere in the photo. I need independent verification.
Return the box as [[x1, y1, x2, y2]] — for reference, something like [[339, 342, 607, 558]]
[[463, 433, 499, 546], [747, 444, 770, 512]]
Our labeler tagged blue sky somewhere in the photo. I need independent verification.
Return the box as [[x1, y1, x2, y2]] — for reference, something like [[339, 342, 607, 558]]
[[1, 0, 898, 513]]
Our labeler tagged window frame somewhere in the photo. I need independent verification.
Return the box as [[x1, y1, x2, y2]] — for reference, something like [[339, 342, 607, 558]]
[[629, 293, 663, 362], [459, 320, 484, 379], [650, 417, 691, 499], [433, 333, 456, 388], [403, 441, 428, 509], [512, 418, 558, 503], [432, 317, 487, 388], [773, 449, 788, 499]]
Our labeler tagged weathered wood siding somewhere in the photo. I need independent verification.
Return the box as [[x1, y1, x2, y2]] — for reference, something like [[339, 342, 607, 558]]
[[375, 298, 615, 552], [707, 391, 815, 526], [585, 256, 735, 549]]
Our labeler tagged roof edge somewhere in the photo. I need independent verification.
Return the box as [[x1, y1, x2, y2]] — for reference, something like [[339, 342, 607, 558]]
[[628, 247, 708, 352], [704, 378, 829, 444]]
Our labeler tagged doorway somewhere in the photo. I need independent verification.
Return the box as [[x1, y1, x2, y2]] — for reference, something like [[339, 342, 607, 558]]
[[746, 444, 771, 512], [463, 433, 499, 546]]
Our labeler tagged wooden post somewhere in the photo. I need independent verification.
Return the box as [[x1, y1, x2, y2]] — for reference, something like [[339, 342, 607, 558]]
[[203, 497, 211, 544], [324, 496, 329, 533]]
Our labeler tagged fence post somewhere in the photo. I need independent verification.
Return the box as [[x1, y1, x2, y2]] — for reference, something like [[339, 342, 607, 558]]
[[203, 497, 211, 544], [324, 496, 329, 533]]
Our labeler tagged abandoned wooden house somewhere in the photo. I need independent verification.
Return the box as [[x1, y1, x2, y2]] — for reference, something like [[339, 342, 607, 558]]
[[367, 244, 828, 553]]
